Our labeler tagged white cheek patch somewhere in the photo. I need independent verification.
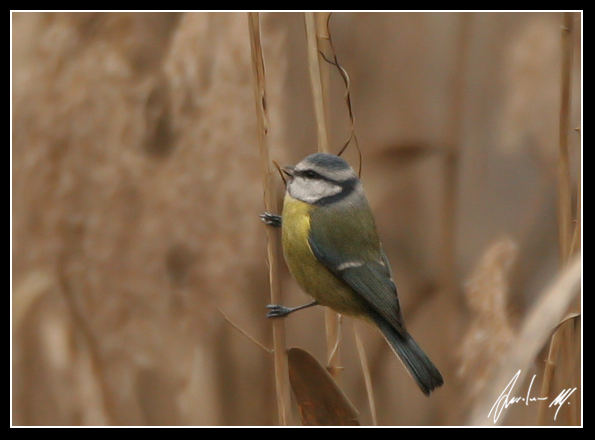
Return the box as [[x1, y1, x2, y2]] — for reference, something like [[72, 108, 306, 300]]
[[288, 176, 342, 204]]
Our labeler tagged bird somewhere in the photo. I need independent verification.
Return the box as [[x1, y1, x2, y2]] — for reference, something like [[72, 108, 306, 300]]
[[262, 152, 444, 396]]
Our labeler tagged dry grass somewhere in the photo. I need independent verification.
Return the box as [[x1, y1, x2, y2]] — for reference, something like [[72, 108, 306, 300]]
[[536, 12, 581, 426], [458, 237, 518, 402], [247, 12, 291, 425], [304, 12, 343, 383], [468, 256, 580, 425], [537, 312, 580, 425], [353, 324, 377, 425], [556, 12, 576, 265]]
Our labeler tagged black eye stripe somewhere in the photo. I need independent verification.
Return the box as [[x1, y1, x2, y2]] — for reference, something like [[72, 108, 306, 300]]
[[295, 169, 321, 179], [294, 168, 356, 189]]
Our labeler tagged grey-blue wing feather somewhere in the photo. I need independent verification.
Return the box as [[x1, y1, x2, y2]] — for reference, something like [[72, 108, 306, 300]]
[[339, 260, 405, 333], [308, 233, 405, 333], [307, 202, 443, 395]]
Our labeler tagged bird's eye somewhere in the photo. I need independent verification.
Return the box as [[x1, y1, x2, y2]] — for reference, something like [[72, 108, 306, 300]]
[[303, 170, 318, 178]]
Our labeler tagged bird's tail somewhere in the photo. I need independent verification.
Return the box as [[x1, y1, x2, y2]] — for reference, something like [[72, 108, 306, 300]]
[[372, 314, 444, 396]]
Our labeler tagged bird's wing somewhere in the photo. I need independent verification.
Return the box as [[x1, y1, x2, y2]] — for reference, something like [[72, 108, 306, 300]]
[[308, 204, 405, 333]]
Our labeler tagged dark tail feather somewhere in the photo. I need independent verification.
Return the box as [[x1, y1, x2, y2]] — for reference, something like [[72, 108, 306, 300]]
[[372, 315, 444, 396]]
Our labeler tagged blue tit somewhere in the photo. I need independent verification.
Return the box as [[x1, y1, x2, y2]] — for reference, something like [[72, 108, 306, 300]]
[[265, 152, 444, 396]]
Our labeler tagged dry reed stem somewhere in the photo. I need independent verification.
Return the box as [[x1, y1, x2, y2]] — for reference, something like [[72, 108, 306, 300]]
[[468, 255, 581, 425], [557, 12, 575, 265], [568, 170, 581, 257], [354, 325, 377, 425], [567, 86, 581, 426], [247, 12, 291, 425], [304, 11, 342, 381], [218, 308, 273, 354], [559, 314, 580, 426], [317, 13, 362, 174], [316, 12, 332, 144], [539, 11, 581, 427], [305, 12, 331, 153], [564, 161, 582, 424], [536, 313, 580, 425], [567, 316, 581, 425], [569, 124, 581, 258]]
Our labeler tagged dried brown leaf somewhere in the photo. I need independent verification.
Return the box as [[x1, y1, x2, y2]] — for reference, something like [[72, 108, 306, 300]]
[[288, 347, 359, 426]]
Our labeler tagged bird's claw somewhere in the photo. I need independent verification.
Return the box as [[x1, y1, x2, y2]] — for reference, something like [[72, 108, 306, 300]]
[[266, 304, 291, 318], [260, 212, 282, 228]]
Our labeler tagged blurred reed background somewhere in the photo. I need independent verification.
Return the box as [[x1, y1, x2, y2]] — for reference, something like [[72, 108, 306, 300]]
[[11, 11, 581, 426]]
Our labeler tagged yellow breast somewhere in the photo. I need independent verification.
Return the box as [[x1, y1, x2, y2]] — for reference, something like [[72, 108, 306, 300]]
[[281, 193, 367, 316]]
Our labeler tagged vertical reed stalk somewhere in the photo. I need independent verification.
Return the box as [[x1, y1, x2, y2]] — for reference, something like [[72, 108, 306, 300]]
[[537, 314, 580, 425], [247, 12, 291, 425], [316, 12, 332, 137], [537, 323, 563, 424], [557, 12, 575, 265], [305, 12, 332, 152], [536, 11, 580, 427], [304, 11, 342, 381], [568, 163, 581, 257], [354, 325, 377, 425], [562, 317, 580, 425]]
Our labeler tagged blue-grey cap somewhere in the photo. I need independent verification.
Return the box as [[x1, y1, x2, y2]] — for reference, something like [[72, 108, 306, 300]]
[[294, 153, 356, 182]]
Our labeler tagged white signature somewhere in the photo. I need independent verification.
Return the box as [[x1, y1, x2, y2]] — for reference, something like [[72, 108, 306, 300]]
[[488, 369, 578, 423]]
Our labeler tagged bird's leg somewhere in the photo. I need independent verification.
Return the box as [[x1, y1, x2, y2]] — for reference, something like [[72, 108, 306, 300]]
[[260, 212, 282, 227], [266, 300, 318, 318]]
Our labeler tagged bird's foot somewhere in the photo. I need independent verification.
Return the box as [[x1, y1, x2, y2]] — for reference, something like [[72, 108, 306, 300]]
[[266, 304, 292, 318], [260, 212, 282, 227]]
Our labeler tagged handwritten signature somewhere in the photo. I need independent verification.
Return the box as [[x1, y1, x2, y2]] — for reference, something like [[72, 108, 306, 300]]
[[488, 369, 578, 423]]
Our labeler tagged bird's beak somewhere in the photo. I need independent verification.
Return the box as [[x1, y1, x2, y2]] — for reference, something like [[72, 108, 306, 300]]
[[281, 166, 295, 178]]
